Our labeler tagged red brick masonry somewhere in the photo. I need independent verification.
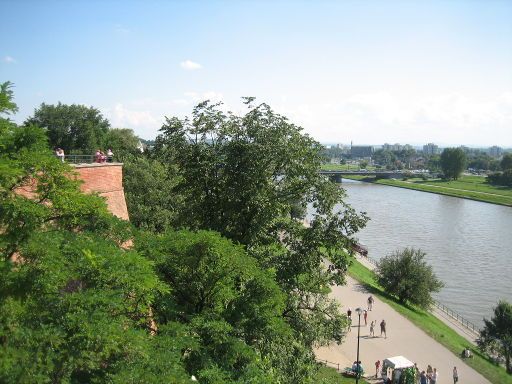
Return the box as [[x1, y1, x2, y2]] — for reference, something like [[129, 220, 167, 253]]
[[73, 163, 129, 220]]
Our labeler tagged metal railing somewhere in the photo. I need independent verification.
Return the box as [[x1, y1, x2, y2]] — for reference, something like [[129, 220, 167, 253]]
[[433, 300, 480, 336], [64, 154, 95, 164], [354, 253, 481, 336], [315, 358, 341, 372]]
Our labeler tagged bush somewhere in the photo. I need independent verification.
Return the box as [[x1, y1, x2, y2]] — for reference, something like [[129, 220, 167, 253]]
[[375, 248, 444, 309]]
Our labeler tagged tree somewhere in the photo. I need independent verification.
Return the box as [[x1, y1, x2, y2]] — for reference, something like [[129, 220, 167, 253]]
[[104, 128, 142, 160], [0, 84, 189, 383], [501, 153, 512, 171], [136, 229, 286, 382], [152, 99, 368, 372], [479, 301, 512, 374], [440, 148, 467, 180], [24, 102, 110, 153], [123, 156, 181, 232], [375, 248, 444, 308]]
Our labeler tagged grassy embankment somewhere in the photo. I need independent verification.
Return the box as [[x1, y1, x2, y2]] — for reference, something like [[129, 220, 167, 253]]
[[348, 259, 512, 384], [338, 172, 512, 207]]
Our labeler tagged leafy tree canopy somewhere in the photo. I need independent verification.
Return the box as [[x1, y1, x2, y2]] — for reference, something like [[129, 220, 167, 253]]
[[24, 102, 110, 153], [375, 248, 444, 308], [501, 153, 512, 171], [440, 147, 467, 180], [479, 301, 512, 374]]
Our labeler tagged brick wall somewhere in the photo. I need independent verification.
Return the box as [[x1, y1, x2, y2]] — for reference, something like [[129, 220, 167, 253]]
[[73, 163, 130, 220]]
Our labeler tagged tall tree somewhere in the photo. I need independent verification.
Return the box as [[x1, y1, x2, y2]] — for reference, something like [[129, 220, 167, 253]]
[[479, 301, 512, 374], [440, 147, 467, 180], [153, 99, 368, 356], [501, 153, 512, 171], [25, 102, 110, 153], [375, 248, 444, 308]]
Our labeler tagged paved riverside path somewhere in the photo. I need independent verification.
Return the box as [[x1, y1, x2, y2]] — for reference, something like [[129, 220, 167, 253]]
[[315, 276, 490, 384]]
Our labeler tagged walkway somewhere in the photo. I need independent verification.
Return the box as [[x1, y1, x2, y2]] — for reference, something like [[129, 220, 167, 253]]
[[315, 276, 490, 384]]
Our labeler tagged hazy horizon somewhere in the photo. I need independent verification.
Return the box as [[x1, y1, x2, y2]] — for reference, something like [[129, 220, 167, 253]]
[[2, 1, 511, 147]]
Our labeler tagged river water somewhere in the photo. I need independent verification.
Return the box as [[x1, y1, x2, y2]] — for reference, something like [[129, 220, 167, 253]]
[[322, 180, 512, 328]]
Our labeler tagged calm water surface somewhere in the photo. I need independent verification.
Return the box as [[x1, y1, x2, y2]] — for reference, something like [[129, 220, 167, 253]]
[[329, 180, 512, 328]]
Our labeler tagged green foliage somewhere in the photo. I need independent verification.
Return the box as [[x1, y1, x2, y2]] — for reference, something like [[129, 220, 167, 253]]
[[501, 154, 512, 171], [123, 156, 181, 232], [152, 99, 367, 352], [104, 128, 142, 160], [440, 147, 467, 180], [487, 169, 512, 187], [136, 229, 287, 382], [375, 248, 444, 308], [25, 102, 110, 153], [479, 301, 512, 374]]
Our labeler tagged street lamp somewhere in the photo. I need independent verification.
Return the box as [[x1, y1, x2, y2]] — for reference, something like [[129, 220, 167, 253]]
[[355, 307, 363, 384]]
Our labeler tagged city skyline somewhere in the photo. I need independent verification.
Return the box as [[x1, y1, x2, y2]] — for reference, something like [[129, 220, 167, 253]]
[[2, 0, 511, 146]]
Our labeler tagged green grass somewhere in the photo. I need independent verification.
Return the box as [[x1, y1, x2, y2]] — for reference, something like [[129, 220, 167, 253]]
[[349, 175, 512, 206], [315, 365, 371, 383], [348, 259, 512, 384]]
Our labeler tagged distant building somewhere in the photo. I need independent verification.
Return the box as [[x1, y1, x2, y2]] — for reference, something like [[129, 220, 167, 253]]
[[351, 145, 374, 158], [488, 146, 503, 158], [382, 143, 403, 152], [423, 143, 439, 156]]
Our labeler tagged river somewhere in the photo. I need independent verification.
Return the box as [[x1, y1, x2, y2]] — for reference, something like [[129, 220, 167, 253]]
[[321, 180, 512, 328]]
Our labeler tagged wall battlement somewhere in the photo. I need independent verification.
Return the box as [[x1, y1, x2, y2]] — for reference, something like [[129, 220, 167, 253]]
[[73, 163, 129, 220]]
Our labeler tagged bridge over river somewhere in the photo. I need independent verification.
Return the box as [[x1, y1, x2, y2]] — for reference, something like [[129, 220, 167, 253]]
[[319, 170, 404, 182]]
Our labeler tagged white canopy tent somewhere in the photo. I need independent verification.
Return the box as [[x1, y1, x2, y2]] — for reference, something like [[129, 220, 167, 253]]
[[381, 356, 415, 381]]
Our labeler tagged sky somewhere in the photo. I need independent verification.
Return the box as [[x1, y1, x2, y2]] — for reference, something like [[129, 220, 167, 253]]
[[1, 0, 512, 147]]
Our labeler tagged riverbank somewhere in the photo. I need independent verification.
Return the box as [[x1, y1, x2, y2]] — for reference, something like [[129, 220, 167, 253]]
[[345, 257, 512, 384], [340, 175, 512, 206]]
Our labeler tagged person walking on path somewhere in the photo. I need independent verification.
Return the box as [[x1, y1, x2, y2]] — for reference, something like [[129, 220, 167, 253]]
[[375, 359, 381, 377], [420, 371, 428, 384], [380, 319, 387, 338], [347, 307, 352, 320], [363, 309, 368, 325], [431, 367, 438, 384], [453, 367, 458, 383], [369, 320, 375, 337], [367, 295, 374, 311]]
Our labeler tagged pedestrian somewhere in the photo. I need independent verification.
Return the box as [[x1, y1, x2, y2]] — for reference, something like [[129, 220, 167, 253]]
[[363, 309, 368, 325], [380, 319, 387, 338], [369, 320, 375, 337], [95, 149, 102, 163], [420, 371, 428, 384], [55, 148, 65, 162], [347, 317, 352, 332], [426, 365, 433, 381], [375, 360, 381, 377], [431, 368, 438, 384], [347, 307, 352, 320], [107, 148, 114, 163], [368, 295, 374, 311], [453, 366, 458, 383]]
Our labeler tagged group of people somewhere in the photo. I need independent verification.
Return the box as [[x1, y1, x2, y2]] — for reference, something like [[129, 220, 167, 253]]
[[346, 296, 387, 338], [95, 149, 114, 163]]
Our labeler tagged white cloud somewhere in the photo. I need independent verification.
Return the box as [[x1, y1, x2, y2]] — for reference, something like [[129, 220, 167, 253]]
[[180, 60, 202, 70], [114, 24, 130, 34], [2, 56, 16, 63], [105, 103, 161, 130]]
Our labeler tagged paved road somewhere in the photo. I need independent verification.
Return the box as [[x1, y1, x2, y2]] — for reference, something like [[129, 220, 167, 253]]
[[315, 276, 490, 384]]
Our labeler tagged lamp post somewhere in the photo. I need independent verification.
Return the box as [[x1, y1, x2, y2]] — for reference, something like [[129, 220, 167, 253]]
[[355, 307, 363, 384]]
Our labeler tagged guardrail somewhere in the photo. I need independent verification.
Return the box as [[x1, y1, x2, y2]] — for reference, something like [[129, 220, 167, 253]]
[[64, 154, 95, 164], [433, 301, 480, 335], [316, 358, 341, 372], [355, 254, 481, 336]]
